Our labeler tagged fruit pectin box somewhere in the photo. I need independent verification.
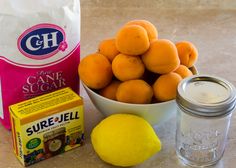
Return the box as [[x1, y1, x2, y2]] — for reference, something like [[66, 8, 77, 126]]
[[9, 87, 84, 166]]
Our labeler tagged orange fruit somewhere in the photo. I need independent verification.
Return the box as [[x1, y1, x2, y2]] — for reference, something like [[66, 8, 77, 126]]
[[99, 80, 121, 100], [116, 25, 150, 55], [78, 53, 113, 89], [98, 38, 119, 62], [142, 39, 180, 74], [174, 65, 193, 78], [176, 41, 198, 67], [116, 80, 153, 104], [153, 72, 182, 101], [125, 20, 158, 41], [112, 54, 145, 81]]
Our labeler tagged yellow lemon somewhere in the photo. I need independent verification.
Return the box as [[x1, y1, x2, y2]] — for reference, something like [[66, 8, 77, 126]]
[[91, 114, 162, 167]]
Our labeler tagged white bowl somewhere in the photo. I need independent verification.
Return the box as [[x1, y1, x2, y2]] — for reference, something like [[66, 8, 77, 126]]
[[83, 66, 198, 126]]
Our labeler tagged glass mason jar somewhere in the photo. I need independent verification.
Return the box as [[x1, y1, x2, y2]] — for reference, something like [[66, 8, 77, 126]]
[[176, 75, 236, 167]]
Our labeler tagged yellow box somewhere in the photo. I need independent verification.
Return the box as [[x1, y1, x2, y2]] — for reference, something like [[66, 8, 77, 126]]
[[9, 87, 84, 166]]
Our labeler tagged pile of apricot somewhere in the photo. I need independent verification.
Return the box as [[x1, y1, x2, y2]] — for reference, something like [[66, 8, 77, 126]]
[[79, 20, 198, 104]]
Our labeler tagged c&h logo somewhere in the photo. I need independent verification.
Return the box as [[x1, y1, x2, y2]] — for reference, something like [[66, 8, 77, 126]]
[[17, 23, 68, 60]]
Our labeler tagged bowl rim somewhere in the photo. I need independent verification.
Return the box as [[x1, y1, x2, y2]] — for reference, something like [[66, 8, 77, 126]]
[[82, 66, 198, 107]]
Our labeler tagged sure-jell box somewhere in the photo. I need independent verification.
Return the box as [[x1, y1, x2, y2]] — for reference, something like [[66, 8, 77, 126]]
[[9, 87, 84, 166]]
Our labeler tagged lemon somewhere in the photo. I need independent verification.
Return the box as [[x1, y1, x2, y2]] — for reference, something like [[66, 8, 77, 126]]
[[91, 114, 162, 167]]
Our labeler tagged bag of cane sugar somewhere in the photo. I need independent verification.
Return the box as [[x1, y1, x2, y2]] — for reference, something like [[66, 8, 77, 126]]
[[0, 0, 81, 129]]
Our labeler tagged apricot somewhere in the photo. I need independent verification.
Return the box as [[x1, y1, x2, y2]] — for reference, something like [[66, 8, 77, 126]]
[[99, 80, 121, 100], [115, 25, 150, 55], [116, 80, 153, 104], [142, 39, 180, 74], [174, 65, 193, 79], [176, 41, 198, 67], [98, 38, 119, 62], [125, 20, 158, 41], [153, 72, 182, 101], [78, 53, 113, 89], [112, 54, 145, 81]]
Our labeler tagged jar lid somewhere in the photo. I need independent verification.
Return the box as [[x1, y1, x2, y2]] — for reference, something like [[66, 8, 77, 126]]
[[177, 75, 236, 117]]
